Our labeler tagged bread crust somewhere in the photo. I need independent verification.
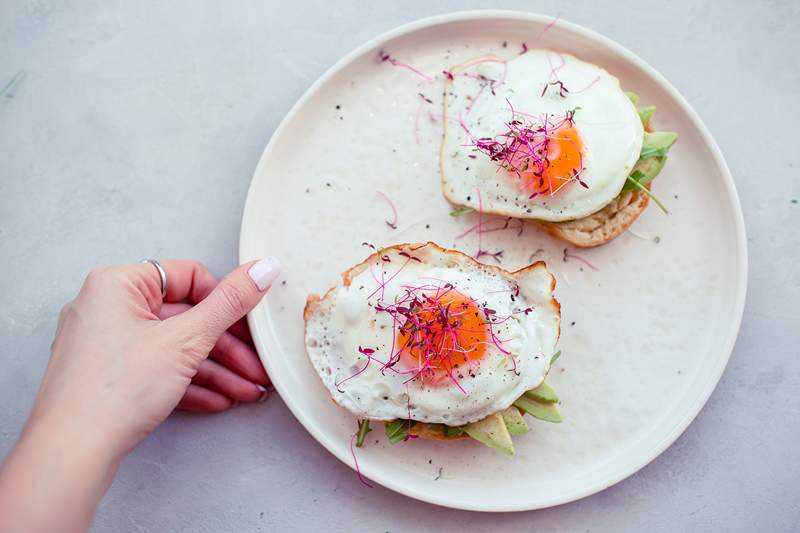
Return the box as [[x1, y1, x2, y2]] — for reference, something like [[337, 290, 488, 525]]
[[537, 187, 650, 248]]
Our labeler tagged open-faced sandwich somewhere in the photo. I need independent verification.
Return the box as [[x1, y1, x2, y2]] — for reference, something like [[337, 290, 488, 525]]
[[304, 242, 562, 456], [441, 49, 677, 247]]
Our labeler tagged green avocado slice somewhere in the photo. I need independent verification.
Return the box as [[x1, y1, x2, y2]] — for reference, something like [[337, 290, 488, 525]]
[[638, 105, 656, 129], [384, 420, 408, 444], [464, 412, 515, 456], [514, 396, 563, 423], [640, 131, 678, 159], [623, 156, 667, 191], [525, 382, 559, 404], [500, 406, 529, 436]]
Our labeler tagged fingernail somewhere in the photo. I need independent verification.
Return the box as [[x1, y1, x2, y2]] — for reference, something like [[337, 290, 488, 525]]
[[256, 384, 269, 402], [248, 257, 281, 291]]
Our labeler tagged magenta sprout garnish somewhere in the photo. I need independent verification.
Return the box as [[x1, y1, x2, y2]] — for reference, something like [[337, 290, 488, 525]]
[[451, 57, 509, 101], [476, 249, 504, 263], [545, 51, 566, 82], [541, 80, 569, 98], [376, 191, 398, 229], [534, 15, 561, 42], [571, 75, 601, 94], [563, 248, 600, 271], [460, 101, 585, 198], [335, 345, 381, 392], [455, 216, 524, 241], [349, 432, 373, 487], [335, 255, 531, 394], [378, 50, 432, 81]]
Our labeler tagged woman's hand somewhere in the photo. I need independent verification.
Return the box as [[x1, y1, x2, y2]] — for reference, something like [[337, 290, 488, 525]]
[[0, 258, 280, 533]]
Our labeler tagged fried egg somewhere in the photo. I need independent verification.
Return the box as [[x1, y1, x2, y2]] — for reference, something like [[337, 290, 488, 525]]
[[441, 50, 644, 221], [304, 243, 561, 426]]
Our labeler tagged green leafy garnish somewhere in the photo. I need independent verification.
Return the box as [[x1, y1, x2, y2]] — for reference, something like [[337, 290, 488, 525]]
[[355, 419, 371, 448], [549, 350, 562, 365], [625, 173, 670, 214], [449, 206, 475, 217], [384, 420, 408, 444], [625, 91, 639, 106]]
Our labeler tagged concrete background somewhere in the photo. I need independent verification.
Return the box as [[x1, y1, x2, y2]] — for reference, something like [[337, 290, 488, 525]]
[[0, 1, 798, 531]]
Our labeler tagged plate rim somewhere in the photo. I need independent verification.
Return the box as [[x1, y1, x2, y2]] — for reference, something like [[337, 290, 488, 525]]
[[240, 9, 748, 512]]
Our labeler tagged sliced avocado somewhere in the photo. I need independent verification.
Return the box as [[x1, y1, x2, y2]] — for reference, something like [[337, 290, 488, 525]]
[[640, 131, 678, 159], [638, 105, 656, 129], [623, 156, 667, 191], [443, 425, 466, 438], [423, 423, 465, 439], [464, 412, 515, 456], [500, 406, 529, 436], [384, 420, 408, 444], [514, 396, 563, 423], [525, 382, 559, 404]]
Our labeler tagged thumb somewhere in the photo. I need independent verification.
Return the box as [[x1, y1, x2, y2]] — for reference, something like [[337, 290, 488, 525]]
[[170, 257, 281, 345]]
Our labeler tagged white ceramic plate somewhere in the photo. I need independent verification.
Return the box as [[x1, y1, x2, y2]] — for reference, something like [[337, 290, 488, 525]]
[[240, 11, 747, 511]]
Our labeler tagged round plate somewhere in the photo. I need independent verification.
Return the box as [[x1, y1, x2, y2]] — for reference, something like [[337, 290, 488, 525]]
[[240, 11, 746, 511]]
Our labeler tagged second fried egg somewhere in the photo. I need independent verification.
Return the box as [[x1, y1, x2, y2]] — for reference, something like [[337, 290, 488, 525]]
[[441, 49, 644, 222]]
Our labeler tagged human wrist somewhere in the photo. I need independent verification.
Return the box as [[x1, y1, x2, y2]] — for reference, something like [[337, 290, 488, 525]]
[[0, 413, 122, 532], [23, 409, 125, 479]]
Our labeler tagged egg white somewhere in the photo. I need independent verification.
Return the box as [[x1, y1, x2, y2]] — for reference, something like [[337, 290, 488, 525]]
[[441, 50, 644, 222], [304, 244, 560, 426]]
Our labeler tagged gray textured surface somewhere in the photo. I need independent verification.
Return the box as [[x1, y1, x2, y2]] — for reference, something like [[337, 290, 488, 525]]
[[0, 1, 798, 532]]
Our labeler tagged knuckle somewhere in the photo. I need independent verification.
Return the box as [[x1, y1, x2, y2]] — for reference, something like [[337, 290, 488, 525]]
[[57, 301, 73, 322], [57, 302, 76, 328], [195, 263, 213, 280], [83, 268, 108, 288]]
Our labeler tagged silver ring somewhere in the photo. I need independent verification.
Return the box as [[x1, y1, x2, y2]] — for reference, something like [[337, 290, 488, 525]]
[[142, 259, 167, 298]]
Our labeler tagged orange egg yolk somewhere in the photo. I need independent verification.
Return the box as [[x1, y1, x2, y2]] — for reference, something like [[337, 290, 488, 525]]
[[519, 123, 584, 196], [397, 293, 489, 386]]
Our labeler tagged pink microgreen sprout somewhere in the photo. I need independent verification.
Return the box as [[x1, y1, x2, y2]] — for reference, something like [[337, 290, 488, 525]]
[[349, 432, 373, 487], [460, 102, 585, 198], [376, 191, 398, 230], [378, 50, 432, 82], [562, 248, 599, 271]]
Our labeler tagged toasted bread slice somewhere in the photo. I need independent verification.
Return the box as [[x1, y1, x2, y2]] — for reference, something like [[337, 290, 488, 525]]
[[537, 187, 650, 248]]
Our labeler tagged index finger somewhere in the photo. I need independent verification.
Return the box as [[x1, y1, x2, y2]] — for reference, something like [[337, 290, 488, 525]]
[[158, 260, 219, 304]]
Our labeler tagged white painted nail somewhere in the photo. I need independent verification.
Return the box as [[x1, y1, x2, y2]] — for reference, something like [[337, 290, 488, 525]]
[[247, 257, 281, 291], [256, 384, 269, 402]]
